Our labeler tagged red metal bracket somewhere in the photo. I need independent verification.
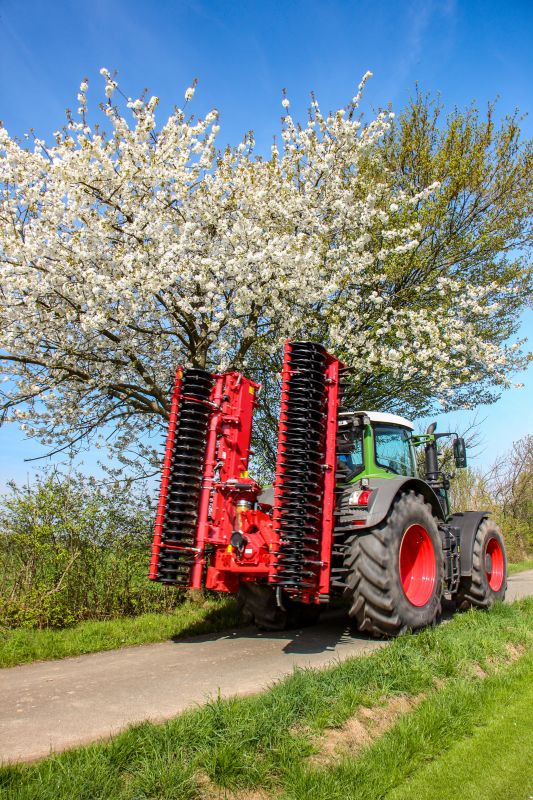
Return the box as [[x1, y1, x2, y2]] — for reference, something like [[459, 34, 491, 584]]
[[318, 357, 341, 598], [189, 374, 225, 588]]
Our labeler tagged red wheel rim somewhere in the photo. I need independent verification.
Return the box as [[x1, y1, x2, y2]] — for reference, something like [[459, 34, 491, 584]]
[[485, 537, 504, 591], [399, 524, 437, 606]]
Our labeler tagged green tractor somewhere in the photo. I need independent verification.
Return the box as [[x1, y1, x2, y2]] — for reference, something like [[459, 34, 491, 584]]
[[150, 340, 507, 637], [333, 411, 507, 635]]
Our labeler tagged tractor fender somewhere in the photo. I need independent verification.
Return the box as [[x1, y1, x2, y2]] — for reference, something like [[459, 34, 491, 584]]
[[449, 511, 490, 576], [337, 477, 446, 531]]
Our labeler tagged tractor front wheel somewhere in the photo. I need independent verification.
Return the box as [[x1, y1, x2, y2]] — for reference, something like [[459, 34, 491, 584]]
[[456, 518, 507, 609], [343, 491, 443, 637], [237, 583, 321, 631]]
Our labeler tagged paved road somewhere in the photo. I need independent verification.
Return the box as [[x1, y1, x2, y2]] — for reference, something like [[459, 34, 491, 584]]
[[1, 570, 532, 764]]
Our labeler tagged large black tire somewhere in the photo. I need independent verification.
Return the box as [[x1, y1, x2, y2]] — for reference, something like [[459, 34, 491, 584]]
[[456, 518, 507, 609], [343, 491, 444, 637], [237, 583, 322, 631]]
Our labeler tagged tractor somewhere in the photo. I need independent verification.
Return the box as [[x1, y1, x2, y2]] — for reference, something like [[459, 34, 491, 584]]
[[150, 340, 507, 636]]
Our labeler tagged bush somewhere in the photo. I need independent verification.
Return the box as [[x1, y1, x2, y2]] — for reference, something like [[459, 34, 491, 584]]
[[0, 471, 181, 628], [450, 435, 533, 562]]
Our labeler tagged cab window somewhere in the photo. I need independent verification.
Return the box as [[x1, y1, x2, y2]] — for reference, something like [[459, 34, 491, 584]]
[[374, 425, 414, 476], [337, 428, 364, 477]]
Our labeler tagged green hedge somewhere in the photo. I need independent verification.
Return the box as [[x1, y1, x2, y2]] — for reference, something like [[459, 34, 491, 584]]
[[0, 471, 180, 628]]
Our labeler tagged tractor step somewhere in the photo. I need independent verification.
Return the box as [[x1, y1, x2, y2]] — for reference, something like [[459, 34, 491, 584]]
[[440, 523, 461, 595]]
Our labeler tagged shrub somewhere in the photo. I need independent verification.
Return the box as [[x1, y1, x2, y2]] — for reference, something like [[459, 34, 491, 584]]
[[450, 435, 533, 561], [0, 471, 181, 628]]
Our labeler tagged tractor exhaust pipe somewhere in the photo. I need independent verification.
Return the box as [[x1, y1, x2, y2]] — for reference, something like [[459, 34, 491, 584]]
[[424, 422, 439, 483]]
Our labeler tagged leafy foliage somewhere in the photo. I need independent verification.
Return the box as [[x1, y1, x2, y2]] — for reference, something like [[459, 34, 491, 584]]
[[0, 470, 178, 627], [450, 435, 533, 560], [348, 89, 532, 418]]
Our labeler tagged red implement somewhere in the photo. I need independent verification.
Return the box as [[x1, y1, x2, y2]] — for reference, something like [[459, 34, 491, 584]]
[[149, 341, 343, 605]]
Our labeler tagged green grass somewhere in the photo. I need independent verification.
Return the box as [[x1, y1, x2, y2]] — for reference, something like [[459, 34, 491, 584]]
[[386, 661, 533, 800], [1, 598, 532, 799], [286, 650, 533, 800], [0, 596, 240, 669], [508, 558, 533, 574]]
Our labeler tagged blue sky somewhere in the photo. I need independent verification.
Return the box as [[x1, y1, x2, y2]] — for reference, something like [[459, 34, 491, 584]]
[[0, 0, 531, 489]]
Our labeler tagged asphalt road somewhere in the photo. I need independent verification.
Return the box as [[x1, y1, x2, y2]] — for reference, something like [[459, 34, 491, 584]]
[[1, 569, 532, 764]]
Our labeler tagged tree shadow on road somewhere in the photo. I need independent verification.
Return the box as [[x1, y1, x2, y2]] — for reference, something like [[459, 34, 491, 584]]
[[169, 594, 466, 656], [170, 605, 376, 655]]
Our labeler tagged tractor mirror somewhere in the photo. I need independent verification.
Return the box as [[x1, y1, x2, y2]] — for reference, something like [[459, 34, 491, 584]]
[[453, 438, 467, 469]]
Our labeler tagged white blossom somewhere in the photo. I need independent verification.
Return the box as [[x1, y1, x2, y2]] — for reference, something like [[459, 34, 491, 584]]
[[0, 71, 524, 471]]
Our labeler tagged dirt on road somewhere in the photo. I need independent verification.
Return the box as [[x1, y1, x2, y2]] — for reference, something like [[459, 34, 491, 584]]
[[1, 569, 532, 764]]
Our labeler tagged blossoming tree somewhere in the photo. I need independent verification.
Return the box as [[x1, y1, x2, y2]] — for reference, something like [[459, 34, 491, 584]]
[[0, 71, 530, 475]]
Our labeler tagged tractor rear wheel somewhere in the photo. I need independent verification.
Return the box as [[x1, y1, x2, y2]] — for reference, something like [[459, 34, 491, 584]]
[[237, 583, 321, 631], [343, 491, 443, 637], [456, 518, 507, 609]]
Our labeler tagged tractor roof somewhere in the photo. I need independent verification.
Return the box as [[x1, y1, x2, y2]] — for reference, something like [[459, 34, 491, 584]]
[[353, 411, 414, 431]]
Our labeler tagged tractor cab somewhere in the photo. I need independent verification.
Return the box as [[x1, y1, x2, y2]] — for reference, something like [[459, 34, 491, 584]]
[[337, 411, 417, 483]]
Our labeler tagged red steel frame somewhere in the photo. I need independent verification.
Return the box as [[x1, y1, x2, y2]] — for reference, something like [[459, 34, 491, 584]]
[[149, 367, 183, 580], [204, 372, 264, 592], [319, 356, 342, 599], [197, 371, 263, 591], [189, 374, 225, 588]]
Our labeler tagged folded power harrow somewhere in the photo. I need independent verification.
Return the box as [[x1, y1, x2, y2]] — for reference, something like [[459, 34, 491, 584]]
[[149, 341, 343, 604]]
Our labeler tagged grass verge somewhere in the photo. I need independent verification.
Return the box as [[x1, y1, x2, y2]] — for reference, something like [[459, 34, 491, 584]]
[[1, 598, 532, 799], [386, 658, 533, 800], [508, 558, 533, 574], [0, 596, 240, 669], [288, 648, 533, 800]]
